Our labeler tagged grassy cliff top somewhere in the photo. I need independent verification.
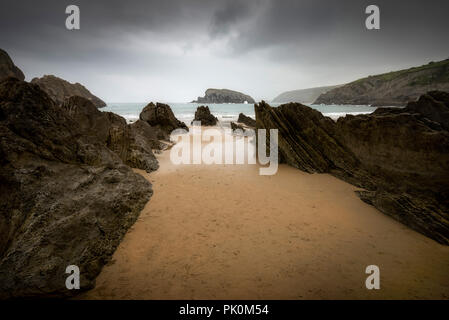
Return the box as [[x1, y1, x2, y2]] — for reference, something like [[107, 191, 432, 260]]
[[352, 59, 449, 85]]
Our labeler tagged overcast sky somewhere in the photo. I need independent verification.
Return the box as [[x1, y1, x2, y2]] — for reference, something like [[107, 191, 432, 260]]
[[1, 0, 448, 102]]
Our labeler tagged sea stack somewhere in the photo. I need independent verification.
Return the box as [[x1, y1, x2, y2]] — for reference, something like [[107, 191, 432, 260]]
[[193, 88, 255, 104]]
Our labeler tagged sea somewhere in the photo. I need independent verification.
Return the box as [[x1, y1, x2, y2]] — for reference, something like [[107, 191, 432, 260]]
[[102, 102, 377, 124]]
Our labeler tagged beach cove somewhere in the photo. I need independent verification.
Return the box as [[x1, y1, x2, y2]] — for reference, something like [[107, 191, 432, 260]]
[[82, 128, 449, 299]]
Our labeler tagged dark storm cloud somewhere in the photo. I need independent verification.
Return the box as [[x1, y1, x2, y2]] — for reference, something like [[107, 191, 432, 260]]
[[0, 0, 448, 101], [209, 0, 256, 36], [217, 0, 449, 56]]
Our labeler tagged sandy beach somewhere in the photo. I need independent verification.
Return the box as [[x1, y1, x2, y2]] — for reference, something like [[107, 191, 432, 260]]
[[82, 129, 449, 300]]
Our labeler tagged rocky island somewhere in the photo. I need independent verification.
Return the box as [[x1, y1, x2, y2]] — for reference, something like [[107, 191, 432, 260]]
[[192, 88, 255, 104], [314, 59, 449, 106]]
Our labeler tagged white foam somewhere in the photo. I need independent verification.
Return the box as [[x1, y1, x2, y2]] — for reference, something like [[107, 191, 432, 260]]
[[323, 111, 374, 120]]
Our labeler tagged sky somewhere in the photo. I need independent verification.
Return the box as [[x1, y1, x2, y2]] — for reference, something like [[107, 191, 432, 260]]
[[1, 0, 448, 102]]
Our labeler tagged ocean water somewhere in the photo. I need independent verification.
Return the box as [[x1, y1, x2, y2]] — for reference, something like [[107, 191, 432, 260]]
[[102, 102, 377, 124]]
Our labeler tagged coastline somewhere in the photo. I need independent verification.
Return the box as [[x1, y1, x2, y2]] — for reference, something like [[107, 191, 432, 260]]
[[81, 130, 449, 299]]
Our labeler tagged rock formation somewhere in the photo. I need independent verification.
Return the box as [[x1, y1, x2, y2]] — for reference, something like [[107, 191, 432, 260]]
[[192, 106, 218, 126], [231, 113, 256, 133], [31, 75, 107, 108], [0, 49, 25, 81], [139, 102, 188, 140], [62, 96, 159, 172], [193, 88, 255, 104], [0, 78, 154, 298], [231, 122, 245, 131], [255, 92, 449, 245], [314, 59, 449, 106], [237, 113, 256, 127]]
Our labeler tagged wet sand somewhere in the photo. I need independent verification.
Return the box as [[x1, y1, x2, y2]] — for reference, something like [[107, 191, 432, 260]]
[[82, 132, 449, 299]]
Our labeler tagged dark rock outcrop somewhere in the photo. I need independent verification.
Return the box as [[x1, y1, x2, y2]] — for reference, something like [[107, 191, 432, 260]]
[[314, 59, 449, 106], [255, 92, 449, 245], [237, 113, 256, 127], [192, 106, 218, 126], [0, 49, 25, 81], [231, 122, 245, 131], [139, 102, 188, 140], [31, 75, 107, 108], [62, 96, 159, 173], [255, 101, 368, 187], [0, 78, 153, 298], [193, 88, 255, 104]]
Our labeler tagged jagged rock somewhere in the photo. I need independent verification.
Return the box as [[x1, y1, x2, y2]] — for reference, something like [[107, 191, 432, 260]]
[[192, 106, 218, 126], [231, 122, 245, 131], [139, 102, 188, 140], [130, 120, 168, 151], [255, 93, 449, 245], [128, 120, 164, 171], [193, 88, 255, 104], [405, 91, 449, 130], [0, 78, 153, 298], [31, 75, 106, 108], [0, 49, 25, 81], [62, 96, 159, 173], [237, 113, 256, 127], [335, 92, 449, 244], [255, 101, 365, 184]]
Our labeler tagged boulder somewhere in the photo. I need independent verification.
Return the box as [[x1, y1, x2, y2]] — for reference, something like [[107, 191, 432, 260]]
[[192, 106, 218, 126], [0, 49, 25, 81], [31, 75, 106, 108], [237, 113, 256, 127], [231, 122, 245, 131], [255, 93, 449, 245], [0, 78, 153, 298], [139, 102, 188, 140]]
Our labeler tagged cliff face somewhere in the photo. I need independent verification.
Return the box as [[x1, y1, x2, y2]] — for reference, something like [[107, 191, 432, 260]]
[[31, 75, 107, 108], [272, 85, 341, 104], [0, 78, 155, 298], [193, 88, 255, 104], [255, 92, 449, 245], [0, 49, 25, 81], [315, 59, 449, 106]]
